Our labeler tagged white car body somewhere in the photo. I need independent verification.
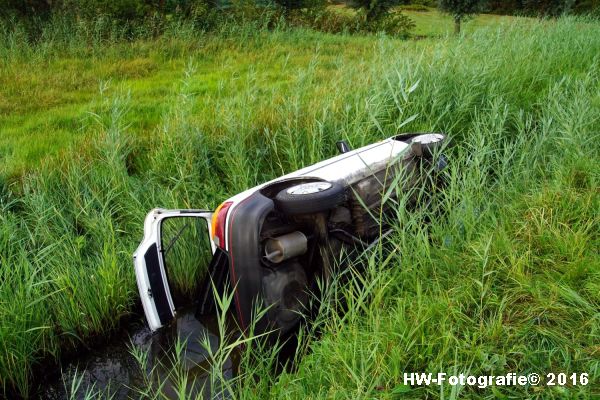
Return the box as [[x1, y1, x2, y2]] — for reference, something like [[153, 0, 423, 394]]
[[133, 133, 446, 333]]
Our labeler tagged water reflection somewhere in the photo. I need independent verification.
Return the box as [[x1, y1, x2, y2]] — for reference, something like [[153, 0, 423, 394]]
[[40, 308, 233, 400]]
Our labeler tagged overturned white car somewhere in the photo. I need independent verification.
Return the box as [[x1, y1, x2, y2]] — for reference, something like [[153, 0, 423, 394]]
[[133, 133, 447, 338]]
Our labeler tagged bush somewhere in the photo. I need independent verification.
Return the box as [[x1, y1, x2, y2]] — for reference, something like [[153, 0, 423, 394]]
[[58, 0, 152, 20], [573, 0, 600, 14], [273, 0, 324, 11], [399, 3, 435, 11], [288, 7, 415, 37], [486, 0, 599, 16], [410, 0, 437, 6], [210, 0, 283, 30], [522, 0, 576, 16], [0, 0, 52, 17], [365, 9, 416, 35], [1, 0, 209, 20], [351, 0, 404, 21], [0, 0, 413, 41]]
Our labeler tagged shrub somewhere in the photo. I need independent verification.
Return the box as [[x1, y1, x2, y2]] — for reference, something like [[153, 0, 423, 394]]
[[573, 0, 600, 14], [288, 7, 415, 36], [58, 0, 152, 20], [522, 0, 576, 16], [350, 0, 405, 21], [400, 3, 435, 11], [1, 0, 211, 20], [364, 9, 416, 35], [486, 0, 599, 16], [0, 0, 52, 17], [215, 0, 283, 29], [273, 0, 325, 11], [412, 0, 437, 6]]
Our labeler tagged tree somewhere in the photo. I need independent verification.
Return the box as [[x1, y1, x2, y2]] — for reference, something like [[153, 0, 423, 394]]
[[352, 0, 410, 22], [438, 0, 485, 34]]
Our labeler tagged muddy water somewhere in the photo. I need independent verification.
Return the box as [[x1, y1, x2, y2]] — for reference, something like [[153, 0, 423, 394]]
[[39, 308, 235, 399]]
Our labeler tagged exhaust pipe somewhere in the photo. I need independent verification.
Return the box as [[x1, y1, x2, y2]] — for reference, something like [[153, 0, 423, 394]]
[[264, 231, 307, 264]]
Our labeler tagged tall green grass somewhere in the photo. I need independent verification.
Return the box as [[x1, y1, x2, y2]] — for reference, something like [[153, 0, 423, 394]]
[[0, 15, 598, 397]]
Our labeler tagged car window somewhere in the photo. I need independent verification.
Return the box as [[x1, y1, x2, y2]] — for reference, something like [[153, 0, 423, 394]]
[[160, 217, 212, 297]]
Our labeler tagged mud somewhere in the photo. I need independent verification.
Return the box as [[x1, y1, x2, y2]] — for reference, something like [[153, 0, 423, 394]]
[[38, 308, 234, 399]]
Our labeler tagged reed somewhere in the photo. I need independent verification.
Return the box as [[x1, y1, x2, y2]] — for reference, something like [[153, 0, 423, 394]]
[[0, 14, 598, 398]]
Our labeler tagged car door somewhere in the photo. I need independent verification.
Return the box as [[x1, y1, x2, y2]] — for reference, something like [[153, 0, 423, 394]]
[[133, 209, 215, 331]]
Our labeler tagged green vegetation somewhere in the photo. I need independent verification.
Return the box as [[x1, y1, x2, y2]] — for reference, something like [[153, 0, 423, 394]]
[[1, 11, 599, 399], [486, 0, 600, 17], [2, 0, 598, 20], [437, 0, 485, 34], [400, 7, 514, 35], [0, 10, 519, 180]]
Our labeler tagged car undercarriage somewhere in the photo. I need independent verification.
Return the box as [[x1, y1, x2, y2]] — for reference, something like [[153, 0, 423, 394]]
[[194, 133, 448, 338]]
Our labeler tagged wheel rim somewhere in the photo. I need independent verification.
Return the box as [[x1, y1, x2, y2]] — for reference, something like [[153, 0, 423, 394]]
[[286, 182, 332, 195], [412, 133, 444, 145]]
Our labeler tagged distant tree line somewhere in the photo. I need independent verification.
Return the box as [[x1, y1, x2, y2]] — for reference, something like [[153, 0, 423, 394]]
[[2, 0, 199, 19], [486, 0, 599, 16], [0, 0, 419, 37], [2, 0, 597, 19]]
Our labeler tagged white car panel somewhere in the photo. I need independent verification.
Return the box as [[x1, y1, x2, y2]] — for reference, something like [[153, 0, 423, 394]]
[[222, 137, 410, 250], [133, 209, 215, 331]]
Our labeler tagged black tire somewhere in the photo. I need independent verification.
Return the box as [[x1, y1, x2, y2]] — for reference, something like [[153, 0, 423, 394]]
[[274, 181, 345, 215]]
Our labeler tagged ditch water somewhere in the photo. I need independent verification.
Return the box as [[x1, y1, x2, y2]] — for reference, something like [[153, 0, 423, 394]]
[[38, 308, 236, 399]]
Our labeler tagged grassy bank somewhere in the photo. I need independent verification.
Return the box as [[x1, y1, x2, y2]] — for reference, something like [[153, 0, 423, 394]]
[[0, 20, 374, 178], [0, 10, 514, 178], [1, 15, 599, 398]]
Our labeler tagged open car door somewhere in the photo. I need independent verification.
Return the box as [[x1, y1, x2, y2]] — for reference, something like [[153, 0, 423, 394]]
[[133, 209, 215, 331]]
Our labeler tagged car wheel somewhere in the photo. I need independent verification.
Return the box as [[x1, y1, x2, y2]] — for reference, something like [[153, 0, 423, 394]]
[[274, 181, 345, 215]]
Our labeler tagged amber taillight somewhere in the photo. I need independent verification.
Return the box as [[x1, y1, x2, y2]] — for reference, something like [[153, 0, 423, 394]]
[[211, 201, 233, 249]]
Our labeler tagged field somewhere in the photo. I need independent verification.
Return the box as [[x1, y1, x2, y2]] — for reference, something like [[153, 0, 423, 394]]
[[0, 9, 513, 178], [1, 11, 599, 399]]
